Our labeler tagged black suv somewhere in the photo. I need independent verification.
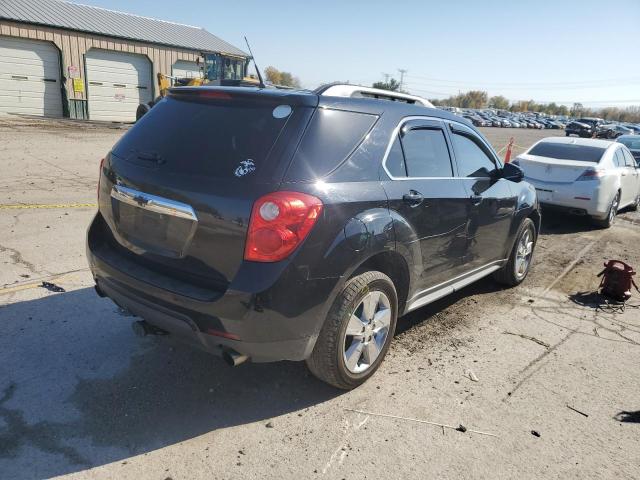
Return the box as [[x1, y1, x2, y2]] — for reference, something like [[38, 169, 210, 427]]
[[566, 118, 603, 137], [87, 86, 540, 389]]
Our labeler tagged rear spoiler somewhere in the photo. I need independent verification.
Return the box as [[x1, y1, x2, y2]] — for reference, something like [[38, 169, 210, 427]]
[[167, 86, 319, 107]]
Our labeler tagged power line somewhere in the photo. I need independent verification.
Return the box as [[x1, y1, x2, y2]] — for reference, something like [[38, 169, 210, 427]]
[[398, 69, 407, 89], [403, 73, 640, 88], [404, 80, 640, 91]]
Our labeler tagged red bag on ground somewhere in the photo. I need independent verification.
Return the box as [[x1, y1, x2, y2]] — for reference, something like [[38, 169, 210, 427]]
[[597, 260, 638, 302]]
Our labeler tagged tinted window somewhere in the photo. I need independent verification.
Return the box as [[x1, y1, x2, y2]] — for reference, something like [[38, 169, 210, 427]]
[[386, 136, 407, 177], [400, 128, 453, 177], [113, 96, 295, 180], [613, 149, 625, 167], [527, 142, 604, 163], [451, 132, 497, 177], [287, 108, 377, 180]]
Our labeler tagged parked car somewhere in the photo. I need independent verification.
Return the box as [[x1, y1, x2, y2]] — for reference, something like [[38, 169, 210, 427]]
[[513, 137, 640, 227], [87, 85, 540, 389], [463, 114, 490, 127], [596, 124, 633, 139], [617, 134, 640, 164], [623, 124, 640, 134], [566, 121, 595, 137]]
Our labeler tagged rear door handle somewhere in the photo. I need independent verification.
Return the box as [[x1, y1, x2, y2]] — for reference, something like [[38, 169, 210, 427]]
[[470, 194, 483, 205], [403, 190, 424, 207]]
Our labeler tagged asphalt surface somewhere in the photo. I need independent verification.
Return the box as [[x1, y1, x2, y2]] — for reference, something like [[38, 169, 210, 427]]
[[0, 116, 639, 480]]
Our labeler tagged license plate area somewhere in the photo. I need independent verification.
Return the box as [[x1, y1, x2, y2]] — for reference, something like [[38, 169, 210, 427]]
[[111, 185, 198, 258]]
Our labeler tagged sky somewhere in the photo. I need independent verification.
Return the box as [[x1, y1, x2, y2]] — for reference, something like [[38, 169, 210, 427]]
[[76, 0, 640, 107]]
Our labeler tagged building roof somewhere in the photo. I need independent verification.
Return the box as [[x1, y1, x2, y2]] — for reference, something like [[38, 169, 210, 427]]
[[0, 0, 248, 57]]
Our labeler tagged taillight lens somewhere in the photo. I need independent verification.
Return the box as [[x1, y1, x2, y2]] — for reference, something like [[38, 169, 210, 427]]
[[97, 157, 105, 199], [575, 168, 604, 181], [244, 191, 323, 262]]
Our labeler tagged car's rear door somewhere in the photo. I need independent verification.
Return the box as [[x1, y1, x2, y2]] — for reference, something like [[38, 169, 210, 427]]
[[447, 122, 517, 270], [621, 147, 640, 205], [381, 118, 470, 292]]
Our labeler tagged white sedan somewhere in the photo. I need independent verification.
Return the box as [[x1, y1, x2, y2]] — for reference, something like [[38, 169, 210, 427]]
[[513, 137, 640, 227]]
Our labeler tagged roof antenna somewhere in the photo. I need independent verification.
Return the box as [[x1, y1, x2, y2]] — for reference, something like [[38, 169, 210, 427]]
[[244, 36, 266, 89]]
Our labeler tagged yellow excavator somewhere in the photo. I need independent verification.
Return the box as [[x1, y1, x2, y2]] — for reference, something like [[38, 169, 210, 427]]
[[135, 39, 270, 121]]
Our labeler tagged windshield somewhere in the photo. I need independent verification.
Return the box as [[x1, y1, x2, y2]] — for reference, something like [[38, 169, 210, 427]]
[[528, 142, 605, 162]]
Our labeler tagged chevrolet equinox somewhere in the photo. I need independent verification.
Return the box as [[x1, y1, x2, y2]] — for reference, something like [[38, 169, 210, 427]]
[[87, 85, 540, 389]]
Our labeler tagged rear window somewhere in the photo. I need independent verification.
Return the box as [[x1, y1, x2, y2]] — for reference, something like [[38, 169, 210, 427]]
[[285, 108, 377, 180], [528, 142, 605, 162], [112, 96, 300, 180]]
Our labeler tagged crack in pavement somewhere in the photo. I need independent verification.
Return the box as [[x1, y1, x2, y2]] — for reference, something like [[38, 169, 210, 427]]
[[503, 235, 605, 401], [0, 243, 40, 275]]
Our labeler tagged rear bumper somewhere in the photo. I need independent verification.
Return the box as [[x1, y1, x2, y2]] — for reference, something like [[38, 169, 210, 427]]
[[525, 178, 610, 219], [93, 273, 316, 362], [87, 214, 341, 362]]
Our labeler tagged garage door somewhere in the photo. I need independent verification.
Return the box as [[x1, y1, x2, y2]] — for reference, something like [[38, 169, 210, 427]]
[[0, 36, 62, 117], [85, 50, 152, 122], [172, 60, 203, 79]]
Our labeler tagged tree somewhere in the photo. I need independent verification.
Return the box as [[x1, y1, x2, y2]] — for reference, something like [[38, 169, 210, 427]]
[[571, 103, 584, 117], [264, 66, 301, 88], [264, 66, 281, 85], [372, 78, 401, 92], [489, 95, 509, 110], [426, 91, 639, 122], [463, 90, 488, 109]]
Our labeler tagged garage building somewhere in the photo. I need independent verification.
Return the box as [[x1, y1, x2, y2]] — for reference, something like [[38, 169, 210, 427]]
[[0, 0, 248, 122]]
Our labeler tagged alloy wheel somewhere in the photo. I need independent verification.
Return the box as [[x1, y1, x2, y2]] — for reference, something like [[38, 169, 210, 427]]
[[514, 226, 534, 280], [343, 291, 391, 374]]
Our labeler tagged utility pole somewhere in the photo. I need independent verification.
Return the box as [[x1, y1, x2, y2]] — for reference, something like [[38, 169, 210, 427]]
[[382, 72, 391, 83], [398, 69, 407, 90]]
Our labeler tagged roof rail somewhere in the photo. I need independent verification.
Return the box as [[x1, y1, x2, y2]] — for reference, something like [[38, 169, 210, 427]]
[[315, 83, 434, 108]]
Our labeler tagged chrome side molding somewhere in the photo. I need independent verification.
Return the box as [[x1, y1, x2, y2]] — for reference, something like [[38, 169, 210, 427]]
[[405, 260, 505, 313], [110, 185, 198, 222]]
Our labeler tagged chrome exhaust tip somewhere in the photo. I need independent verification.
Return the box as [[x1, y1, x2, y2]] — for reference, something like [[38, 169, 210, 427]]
[[222, 349, 249, 367]]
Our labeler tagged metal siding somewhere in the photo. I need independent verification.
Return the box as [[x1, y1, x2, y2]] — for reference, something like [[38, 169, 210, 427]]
[[172, 60, 202, 79], [0, 19, 206, 119], [0, 0, 247, 56]]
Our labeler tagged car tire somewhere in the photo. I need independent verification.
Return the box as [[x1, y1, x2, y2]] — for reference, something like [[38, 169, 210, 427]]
[[593, 191, 620, 228], [629, 193, 639, 211], [306, 271, 398, 390], [493, 218, 536, 287], [135, 103, 151, 122]]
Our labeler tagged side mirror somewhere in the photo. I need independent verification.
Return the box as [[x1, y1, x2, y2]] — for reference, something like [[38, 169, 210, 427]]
[[501, 162, 524, 182]]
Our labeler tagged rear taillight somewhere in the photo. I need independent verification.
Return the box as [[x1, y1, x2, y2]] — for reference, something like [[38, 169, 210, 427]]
[[97, 157, 105, 199], [244, 191, 323, 262], [575, 168, 604, 181]]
